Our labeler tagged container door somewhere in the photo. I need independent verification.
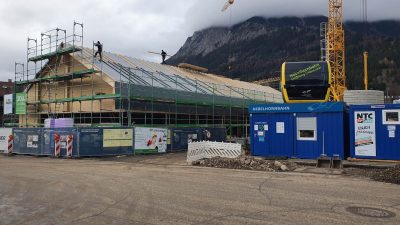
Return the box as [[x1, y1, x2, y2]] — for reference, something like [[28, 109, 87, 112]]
[[251, 114, 268, 156], [294, 114, 320, 159], [264, 114, 294, 158]]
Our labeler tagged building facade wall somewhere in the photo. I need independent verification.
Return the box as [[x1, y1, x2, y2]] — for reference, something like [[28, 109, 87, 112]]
[[22, 56, 116, 126]]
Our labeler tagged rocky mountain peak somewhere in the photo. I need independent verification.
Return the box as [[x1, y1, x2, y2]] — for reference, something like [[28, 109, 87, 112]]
[[167, 16, 400, 93]]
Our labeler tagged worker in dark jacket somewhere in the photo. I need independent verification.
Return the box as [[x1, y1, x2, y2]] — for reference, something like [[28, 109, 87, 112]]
[[94, 41, 103, 61], [161, 50, 167, 64]]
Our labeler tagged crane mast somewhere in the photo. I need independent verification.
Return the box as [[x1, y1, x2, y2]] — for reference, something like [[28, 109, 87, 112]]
[[326, 0, 346, 101]]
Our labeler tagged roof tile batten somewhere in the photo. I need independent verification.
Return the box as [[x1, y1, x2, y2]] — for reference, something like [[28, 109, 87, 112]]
[[75, 47, 282, 103]]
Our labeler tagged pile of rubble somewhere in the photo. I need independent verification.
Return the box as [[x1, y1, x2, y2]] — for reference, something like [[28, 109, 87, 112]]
[[191, 156, 295, 172], [371, 165, 400, 185]]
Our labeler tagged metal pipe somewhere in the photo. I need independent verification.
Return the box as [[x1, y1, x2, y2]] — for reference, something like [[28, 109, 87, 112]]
[[119, 65, 123, 126], [364, 51, 368, 90], [128, 68, 132, 126]]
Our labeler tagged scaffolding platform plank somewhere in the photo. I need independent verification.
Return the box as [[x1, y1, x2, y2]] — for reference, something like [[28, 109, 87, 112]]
[[126, 95, 249, 108], [28, 46, 82, 62], [26, 94, 121, 105], [16, 69, 98, 85]]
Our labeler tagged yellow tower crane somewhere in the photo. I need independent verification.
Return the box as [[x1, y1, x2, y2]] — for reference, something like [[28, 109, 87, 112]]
[[221, 0, 348, 101], [326, 0, 346, 101]]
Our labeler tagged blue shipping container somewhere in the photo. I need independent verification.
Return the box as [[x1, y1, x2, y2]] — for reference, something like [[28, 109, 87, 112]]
[[249, 102, 346, 159], [349, 104, 400, 160]]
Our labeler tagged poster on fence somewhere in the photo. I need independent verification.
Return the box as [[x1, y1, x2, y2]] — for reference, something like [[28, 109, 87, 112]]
[[134, 127, 167, 153], [0, 128, 12, 153], [27, 135, 39, 148], [354, 111, 376, 157], [103, 129, 133, 148]]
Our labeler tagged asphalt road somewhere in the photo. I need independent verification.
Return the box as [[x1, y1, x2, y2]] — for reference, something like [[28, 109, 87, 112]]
[[1, 153, 400, 225]]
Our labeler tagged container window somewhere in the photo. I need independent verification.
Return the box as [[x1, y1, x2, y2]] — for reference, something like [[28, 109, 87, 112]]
[[382, 110, 400, 125], [297, 117, 317, 141]]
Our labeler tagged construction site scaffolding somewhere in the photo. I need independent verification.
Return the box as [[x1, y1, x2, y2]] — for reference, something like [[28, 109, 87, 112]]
[[13, 22, 280, 137]]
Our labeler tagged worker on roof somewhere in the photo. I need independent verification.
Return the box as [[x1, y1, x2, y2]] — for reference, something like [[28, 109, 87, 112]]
[[94, 41, 103, 61], [161, 50, 167, 64]]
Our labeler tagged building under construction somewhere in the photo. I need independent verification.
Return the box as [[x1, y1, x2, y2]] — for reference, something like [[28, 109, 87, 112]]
[[13, 23, 282, 137]]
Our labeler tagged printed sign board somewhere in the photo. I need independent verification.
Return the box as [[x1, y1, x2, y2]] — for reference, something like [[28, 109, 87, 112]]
[[134, 127, 167, 153], [354, 111, 376, 157], [27, 135, 39, 148], [286, 62, 326, 82], [276, 122, 285, 134], [3, 94, 13, 115], [282, 61, 330, 101], [16, 93, 27, 115], [0, 128, 12, 153], [103, 129, 133, 148]]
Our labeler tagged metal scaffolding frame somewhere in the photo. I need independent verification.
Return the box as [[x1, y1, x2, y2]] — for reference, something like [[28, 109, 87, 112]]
[[12, 22, 282, 137]]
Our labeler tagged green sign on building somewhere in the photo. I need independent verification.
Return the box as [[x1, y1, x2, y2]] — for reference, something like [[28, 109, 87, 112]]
[[16, 93, 27, 115]]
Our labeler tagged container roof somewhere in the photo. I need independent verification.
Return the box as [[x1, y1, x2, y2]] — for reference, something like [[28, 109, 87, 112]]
[[249, 102, 345, 114]]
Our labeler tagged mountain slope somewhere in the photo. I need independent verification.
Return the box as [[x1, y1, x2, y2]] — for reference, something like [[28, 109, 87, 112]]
[[167, 16, 400, 94]]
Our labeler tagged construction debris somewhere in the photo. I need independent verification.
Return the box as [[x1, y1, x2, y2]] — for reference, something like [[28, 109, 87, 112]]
[[178, 63, 208, 73], [344, 165, 400, 185], [371, 165, 400, 185], [191, 156, 296, 172]]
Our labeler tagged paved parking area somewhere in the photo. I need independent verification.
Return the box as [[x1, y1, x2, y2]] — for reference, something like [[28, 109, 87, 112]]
[[1, 154, 400, 225]]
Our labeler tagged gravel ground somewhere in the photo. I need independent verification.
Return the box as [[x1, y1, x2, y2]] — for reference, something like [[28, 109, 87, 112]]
[[342, 165, 400, 185], [370, 165, 400, 184], [194, 156, 400, 185], [192, 156, 297, 172], [2, 155, 400, 225], [344, 168, 382, 178]]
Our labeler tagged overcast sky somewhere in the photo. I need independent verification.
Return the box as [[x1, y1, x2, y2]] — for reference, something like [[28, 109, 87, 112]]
[[0, 0, 399, 81]]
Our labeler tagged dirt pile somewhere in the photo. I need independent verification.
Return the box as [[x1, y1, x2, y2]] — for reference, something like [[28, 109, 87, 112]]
[[192, 156, 296, 172], [371, 165, 400, 184]]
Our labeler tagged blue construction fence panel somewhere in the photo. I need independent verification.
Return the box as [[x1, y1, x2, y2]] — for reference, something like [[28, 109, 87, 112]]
[[349, 104, 400, 160], [12, 128, 134, 157], [13, 128, 44, 155], [78, 128, 134, 157], [11, 126, 225, 156], [200, 128, 227, 142], [168, 127, 227, 152], [169, 128, 202, 152], [43, 128, 79, 157]]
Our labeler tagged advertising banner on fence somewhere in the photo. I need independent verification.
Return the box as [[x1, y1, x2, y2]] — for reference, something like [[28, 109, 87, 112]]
[[27, 134, 39, 148], [134, 127, 167, 153], [3, 94, 13, 115], [0, 128, 12, 153], [103, 129, 133, 148], [16, 93, 27, 115], [354, 111, 376, 157]]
